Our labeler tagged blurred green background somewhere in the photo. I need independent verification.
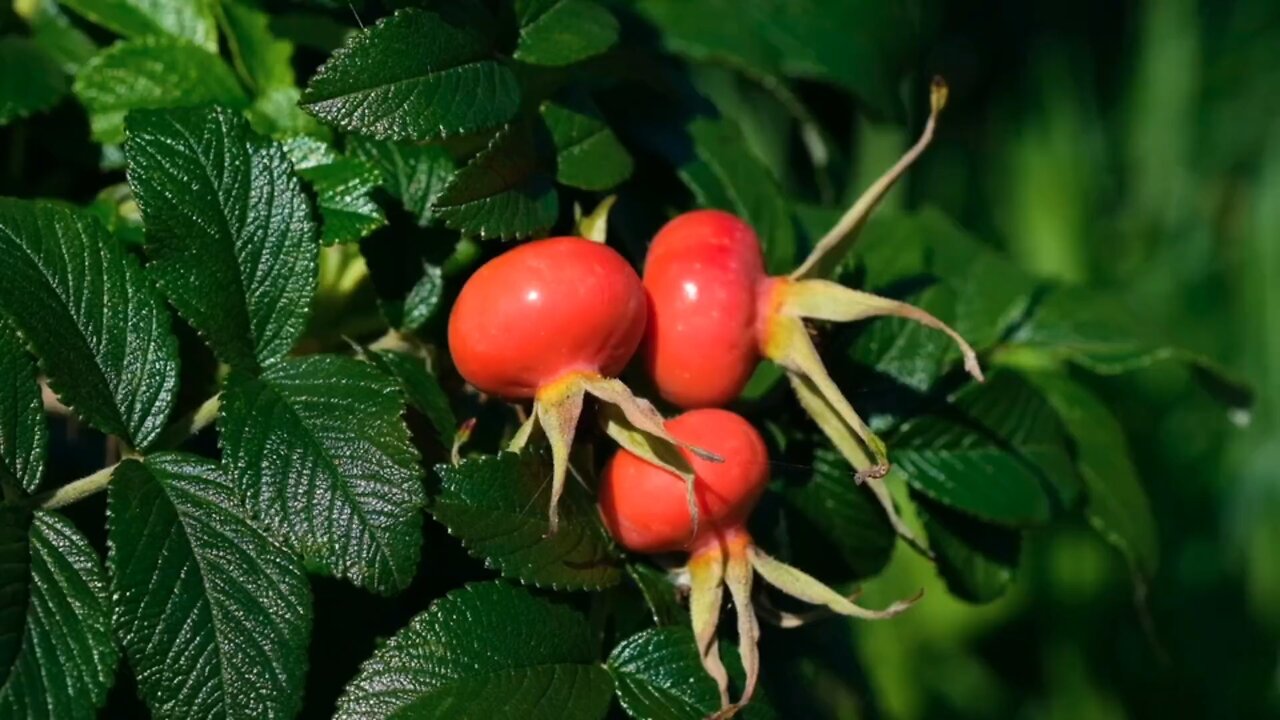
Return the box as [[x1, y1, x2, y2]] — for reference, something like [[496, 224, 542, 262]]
[[837, 1, 1280, 717]]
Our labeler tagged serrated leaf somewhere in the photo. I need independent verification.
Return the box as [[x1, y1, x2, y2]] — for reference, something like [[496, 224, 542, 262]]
[[220, 355, 426, 594], [107, 454, 312, 720], [59, 0, 218, 51], [282, 136, 386, 245], [433, 452, 623, 590], [514, 0, 619, 67], [1010, 286, 1253, 412], [217, 0, 294, 93], [349, 136, 456, 226], [367, 350, 455, 443], [0, 38, 67, 126], [774, 449, 895, 582], [1022, 371, 1159, 578], [673, 117, 796, 273], [0, 320, 46, 495], [73, 37, 247, 144], [0, 510, 117, 719], [541, 97, 633, 191], [125, 106, 317, 371], [888, 371, 1076, 527], [335, 581, 614, 719], [607, 627, 776, 720], [434, 123, 558, 239], [0, 199, 179, 448], [301, 8, 520, 140], [915, 492, 1020, 604]]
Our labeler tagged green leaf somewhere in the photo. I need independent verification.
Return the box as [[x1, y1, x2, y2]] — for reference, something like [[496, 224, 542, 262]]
[[774, 449, 895, 582], [888, 371, 1076, 527], [19, 0, 99, 74], [282, 136, 386, 246], [541, 97, 633, 191], [1010, 285, 1253, 411], [124, 106, 318, 372], [915, 493, 1020, 604], [0, 510, 117, 719], [626, 563, 686, 627], [607, 627, 775, 720], [635, 0, 923, 117], [59, 0, 218, 51], [0, 320, 45, 496], [217, 0, 294, 93], [301, 8, 520, 140], [851, 210, 1036, 391], [432, 452, 623, 590], [73, 37, 247, 144], [434, 124, 558, 239], [514, 0, 619, 67], [349, 136, 456, 226], [108, 454, 312, 720], [367, 350, 455, 444], [220, 355, 426, 594], [335, 581, 614, 719], [0, 38, 67, 126], [675, 117, 796, 273], [1021, 372, 1159, 577], [0, 199, 179, 449]]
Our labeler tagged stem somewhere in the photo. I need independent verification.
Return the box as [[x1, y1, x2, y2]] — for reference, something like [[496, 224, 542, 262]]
[[29, 394, 223, 511], [37, 464, 118, 510]]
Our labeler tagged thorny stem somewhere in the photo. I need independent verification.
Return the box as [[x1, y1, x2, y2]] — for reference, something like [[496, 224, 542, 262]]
[[29, 394, 223, 511]]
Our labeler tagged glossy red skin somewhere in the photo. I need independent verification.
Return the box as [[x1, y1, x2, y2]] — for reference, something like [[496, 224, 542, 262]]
[[448, 237, 647, 399], [598, 409, 769, 554], [642, 210, 769, 408]]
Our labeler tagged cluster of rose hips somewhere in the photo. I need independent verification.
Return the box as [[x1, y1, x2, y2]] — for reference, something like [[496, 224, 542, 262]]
[[447, 80, 974, 717]]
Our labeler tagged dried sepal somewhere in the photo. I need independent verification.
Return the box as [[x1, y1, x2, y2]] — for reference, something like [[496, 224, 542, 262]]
[[688, 543, 730, 708], [749, 546, 921, 620], [791, 76, 950, 281]]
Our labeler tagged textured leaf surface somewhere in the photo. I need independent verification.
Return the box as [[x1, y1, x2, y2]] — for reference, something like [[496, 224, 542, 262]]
[[108, 454, 312, 720], [283, 136, 385, 245], [0, 320, 46, 495], [335, 581, 614, 719], [368, 350, 455, 444], [775, 449, 895, 582], [0, 510, 117, 720], [916, 493, 1020, 604], [301, 9, 520, 140], [220, 355, 426, 594], [0, 199, 178, 448], [60, 0, 218, 50], [350, 136, 456, 226], [434, 124, 558, 239], [0, 38, 67, 126], [515, 0, 619, 67], [888, 372, 1075, 527], [607, 627, 774, 720], [73, 37, 247, 144], [433, 452, 622, 590], [125, 106, 317, 371], [1023, 372, 1159, 577], [541, 98, 633, 191]]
